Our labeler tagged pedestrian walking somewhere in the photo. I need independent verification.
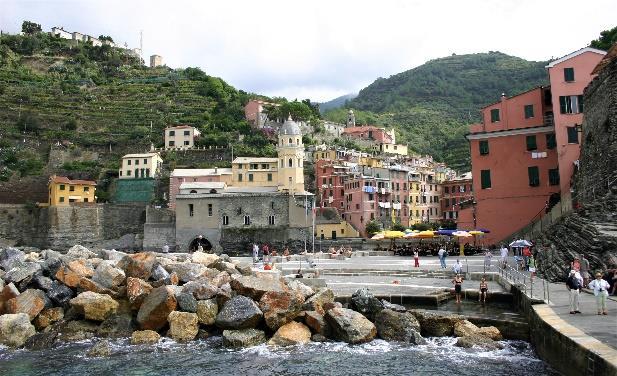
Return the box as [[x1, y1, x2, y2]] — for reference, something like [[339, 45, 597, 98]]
[[479, 277, 488, 303], [522, 247, 532, 270], [484, 250, 492, 270], [528, 255, 536, 277], [580, 254, 590, 288], [500, 244, 508, 269], [452, 274, 464, 304], [438, 246, 447, 269], [252, 243, 259, 263], [589, 272, 610, 315], [566, 270, 582, 314], [414, 250, 420, 268]]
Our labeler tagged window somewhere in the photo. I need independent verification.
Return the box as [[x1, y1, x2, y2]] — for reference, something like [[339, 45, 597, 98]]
[[528, 166, 540, 187], [238, 174, 243, 182], [261, 164, 268, 169], [59, 196, 65, 203], [69, 186, 75, 192], [526, 135, 537, 151], [271, 201, 275, 209], [184, 141, 190, 146], [127, 160, 132, 165], [564, 67, 575, 82], [126, 170, 131, 176], [250, 164, 258, 170], [267, 173, 272, 182], [479, 140, 489, 155], [222, 215, 229, 225], [559, 95, 584, 114], [248, 174, 253, 182], [188, 204, 194, 217], [444, 186, 449, 194], [238, 164, 243, 169], [524, 104, 534, 119], [135, 159, 139, 165], [490, 108, 500, 123], [452, 198, 457, 205], [268, 215, 275, 225], [445, 198, 450, 207], [546, 133, 557, 149], [184, 130, 190, 136], [481, 170, 491, 189], [288, 158, 293, 167], [84, 187, 89, 192], [143, 159, 147, 164], [84, 198, 88, 203], [146, 168, 150, 177], [567, 127, 579, 144], [169, 141, 175, 147], [169, 130, 175, 136], [549, 169, 560, 186], [59, 184, 65, 190], [208, 204, 213, 217], [244, 215, 251, 225]]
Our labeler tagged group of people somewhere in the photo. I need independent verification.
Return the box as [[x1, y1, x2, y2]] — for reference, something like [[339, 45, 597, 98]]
[[567, 254, 616, 316], [328, 246, 353, 258], [450, 274, 489, 304], [252, 243, 294, 264]]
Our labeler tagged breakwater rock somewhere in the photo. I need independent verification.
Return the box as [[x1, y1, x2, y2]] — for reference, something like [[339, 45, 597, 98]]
[[0, 247, 504, 351]]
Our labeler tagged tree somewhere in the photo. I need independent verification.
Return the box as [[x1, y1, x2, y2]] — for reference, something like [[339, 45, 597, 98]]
[[21, 21, 42, 35], [590, 26, 617, 51], [98, 35, 114, 42], [391, 223, 406, 231], [365, 220, 382, 236]]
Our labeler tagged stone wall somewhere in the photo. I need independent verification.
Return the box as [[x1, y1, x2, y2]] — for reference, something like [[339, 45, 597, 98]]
[[142, 206, 176, 252], [161, 148, 232, 168]]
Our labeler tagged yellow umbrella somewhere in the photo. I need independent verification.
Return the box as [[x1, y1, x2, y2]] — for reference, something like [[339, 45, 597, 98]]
[[469, 230, 485, 236], [452, 230, 472, 238], [383, 230, 405, 239], [371, 232, 385, 240]]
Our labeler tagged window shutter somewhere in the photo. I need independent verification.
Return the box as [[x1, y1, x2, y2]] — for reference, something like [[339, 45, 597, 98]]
[[526, 135, 537, 151], [567, 127, 579, 144], [559, 96, 567, 114], [479, 140, 489, 155], [546, 133, 556, 149], [548, 169, 560, 186], [528, 166, 540, 187], [481, 170, 491, 189], [564, 68, 575, 82], [490, 109, 500, 122], [524, 105, 534, 119], [578, 95, 584, 113]]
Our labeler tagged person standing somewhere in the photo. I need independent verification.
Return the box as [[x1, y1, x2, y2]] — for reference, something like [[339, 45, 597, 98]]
[[452, 274, 464, 304], [252, 243, 259, 263], [566, 270, 582, 314], [571, 257, 581, 272], [263, 243, 270, 263], [453, 259, 463, 274], [528, 255, 536, 277], [414, 250, 420, 268], [500, 245, 508, 268], [580, 254, 590, 288], [162, 244, 169, 254], [589, 272, 610, 315], [479, 277, 488, 303], [438, 246, 447, 269], [484, 250, 492, 270]]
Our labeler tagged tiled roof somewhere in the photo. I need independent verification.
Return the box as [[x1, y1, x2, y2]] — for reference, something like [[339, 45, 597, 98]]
[[165, 125, 195, 129], [232, 157, 278, 163], [50, 175, 96, 186], [171, 168, 232, 177]]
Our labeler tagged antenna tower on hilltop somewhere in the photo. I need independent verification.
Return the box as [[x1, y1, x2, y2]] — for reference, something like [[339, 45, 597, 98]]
[[140, 30, 143, 60]]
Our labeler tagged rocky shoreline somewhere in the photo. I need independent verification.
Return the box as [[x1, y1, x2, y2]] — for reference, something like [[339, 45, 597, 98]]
[[0, 246, 504, 355]]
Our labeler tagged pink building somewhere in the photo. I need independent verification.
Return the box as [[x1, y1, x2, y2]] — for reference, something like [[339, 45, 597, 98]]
[[343, 126, 394, 144], [168, 168, 232, 209], [244, 99, 280, 128], [546, 47, 606, 198], [315, 159, 349, 212]]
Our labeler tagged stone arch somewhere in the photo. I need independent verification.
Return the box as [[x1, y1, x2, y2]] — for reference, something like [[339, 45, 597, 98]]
[[189, 236, 213, 252]]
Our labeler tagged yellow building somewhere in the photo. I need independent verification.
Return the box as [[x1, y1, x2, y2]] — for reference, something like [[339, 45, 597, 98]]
[[376, 143, 408, 156], [231, 157, 278, 187], [313, 149, 337, 161], [357, 155, 383, 168], [48, 175, 96, 206], [277, 116, 305, 193], [408, 169, 441, 224], [315, 208, 359, 239]]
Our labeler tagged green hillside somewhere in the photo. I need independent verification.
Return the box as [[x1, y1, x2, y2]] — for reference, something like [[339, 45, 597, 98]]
[[325, 52, 549, 171]]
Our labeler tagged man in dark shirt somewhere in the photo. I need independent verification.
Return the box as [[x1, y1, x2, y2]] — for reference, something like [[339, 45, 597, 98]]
[[566, 270, 582, 314]]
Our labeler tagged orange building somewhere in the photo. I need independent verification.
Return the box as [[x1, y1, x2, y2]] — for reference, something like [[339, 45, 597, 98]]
[[462, 86, 560, 244], [48, 175, 97, 206]]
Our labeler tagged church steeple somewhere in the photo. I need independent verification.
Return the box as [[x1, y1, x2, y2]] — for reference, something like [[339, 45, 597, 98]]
[[346, 109, 356, 127], [277, 116, 305, 193]]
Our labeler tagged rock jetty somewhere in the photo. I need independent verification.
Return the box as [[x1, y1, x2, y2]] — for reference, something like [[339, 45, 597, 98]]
[[0, 247, 504, 351]]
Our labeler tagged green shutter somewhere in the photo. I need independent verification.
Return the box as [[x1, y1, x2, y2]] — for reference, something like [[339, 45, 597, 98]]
[[481, 170, 491, 189], [490, 109, 500, 122], [546, 133, 556, 149], [549, 169, 560, 186], [578, 95, 584, 112], [526, 135, 537, 151], [528, 166, 540, 186], [559, 96, 568, 114], [479, 140, 489, 155], [564, 68, 575, 82], [524, 105, 534, 119]]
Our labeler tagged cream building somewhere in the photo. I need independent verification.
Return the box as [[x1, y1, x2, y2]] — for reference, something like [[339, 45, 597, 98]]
[[165, 125, 201, 149], [277, 116, 305, 193], [231, 157, 278, 187], [376, 142, 408, 156], [119, 152, 163, 179]]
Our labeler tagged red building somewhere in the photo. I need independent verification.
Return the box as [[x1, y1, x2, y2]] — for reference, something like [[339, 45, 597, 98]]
[[315, 159, 349, 211], [441, 173, 473, 224], [343, 126, 395, 144], [461, 86, 560, 245]]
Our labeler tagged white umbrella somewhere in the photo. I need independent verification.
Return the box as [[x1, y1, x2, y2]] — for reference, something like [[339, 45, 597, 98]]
[[509, 239, 532, 247]]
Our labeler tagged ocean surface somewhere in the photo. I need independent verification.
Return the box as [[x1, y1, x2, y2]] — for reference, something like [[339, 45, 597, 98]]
[[0, 336, 559, 376]]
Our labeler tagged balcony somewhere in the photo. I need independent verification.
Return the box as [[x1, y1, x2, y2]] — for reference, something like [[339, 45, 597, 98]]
[[543, 114, 554, 127]]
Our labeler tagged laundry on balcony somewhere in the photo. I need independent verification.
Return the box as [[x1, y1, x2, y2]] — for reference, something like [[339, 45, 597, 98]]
[[328, 196, 334, 203], [362, 186, 376, 193], [392, 203, 402, 210], [378, 202, 391, 208]]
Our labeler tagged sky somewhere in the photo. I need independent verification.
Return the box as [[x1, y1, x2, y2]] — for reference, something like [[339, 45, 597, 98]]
[[1, 0, 614, 102]]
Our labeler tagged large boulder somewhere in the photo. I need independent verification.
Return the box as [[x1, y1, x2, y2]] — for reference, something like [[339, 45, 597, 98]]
[[0, 247, 25, 270], [41, 257, 63, 278], [210, 259, 240, 275], [259, 290, 304, 330], [131, 330, 160, 345], [165, 263, 207, 283], [33, 307, 64, 330], [70, 291, 119, 321], [55, 320, 99, 342], [32, 274, 53, 291], [117, 253, 157, 280], [351, 288, 383, 320], [97, 314, 135, 338], [136, 286, 177, 330], [268, 321, 312, 346], [287, 280, 315, 300], [453, 320, 480, 337], [55, 266, 82, 288], [229, 275, 287, 300], [196, 299, 218, 325], [325, 307, 377, 344], [215, 295, 263, 329], [303, 287, 334, 313], [86, 340, 112, 357], [192, 252, 219, 267], [410, 310, 463, 337], [176, 292, 198, 313], [4, 261, 41, 284], [92, 261, 126, 289], [216, 283, 235, 306], [151, 264, 171, 281], [126, 277, 153, 310], [0, 313, 36, 347], [101, 249, 128, 261], [222, 329, 266, 348], [211, 271, 232, 288], [477, 326, 503, 341], [182, 279, 218, 300], [24, 331, 58, 351], [67, 259, 95, 278], [66, 245, 97, 260], [381, 300, 407, 312], [374, 309, 425, 344], [5, 288, 46, 320], [46, 281, 75, 306], [304, 311, 331, 337], [456, 334, 503, 350], [167, 311, 199, 342]]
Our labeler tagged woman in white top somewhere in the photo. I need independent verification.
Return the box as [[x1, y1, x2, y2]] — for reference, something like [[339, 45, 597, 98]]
[[588, 272, 611, 315]]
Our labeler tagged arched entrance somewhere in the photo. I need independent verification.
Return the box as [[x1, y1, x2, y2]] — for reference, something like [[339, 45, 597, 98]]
[[189, 236, 213, 252]]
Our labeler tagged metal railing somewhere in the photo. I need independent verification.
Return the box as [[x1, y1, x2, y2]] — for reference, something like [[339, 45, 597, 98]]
[[499, 262, 551, 304]]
